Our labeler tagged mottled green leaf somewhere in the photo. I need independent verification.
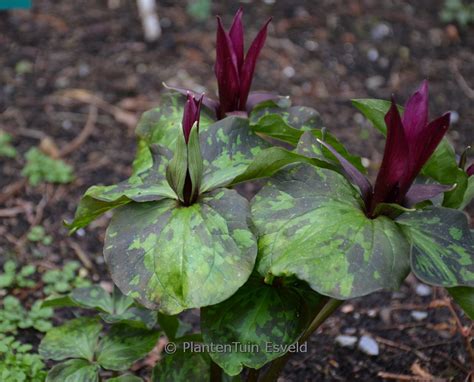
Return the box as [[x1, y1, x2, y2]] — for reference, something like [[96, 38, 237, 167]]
[[152, 351, 210, 382], [199, 116, 270, 191], [136, 93, 215, 154], [39, 317, 102, 362], [70, 285, 114, 313], [104, 188, 257, 314], [251, 103, 364, 172], [46, 359, 99, 382], [251, 163, 411, 299], [96, 324, 160, 371], [201, 276, 325, 375], [460, 176, 474, 209], [448, 286, 474, 320], [352, 99, 465, 208], [107, 374, 143, 382], [157, 313, 179, 340], [68, 146, 176, 232], [397, 207, 474, 287]]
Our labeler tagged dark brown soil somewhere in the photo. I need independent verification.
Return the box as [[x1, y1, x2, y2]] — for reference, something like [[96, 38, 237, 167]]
[[0, 0, 473, 381]]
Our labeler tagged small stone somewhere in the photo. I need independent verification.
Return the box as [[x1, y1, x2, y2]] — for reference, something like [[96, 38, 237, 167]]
[[336, 335, 358, 348], [344, 327, 357, 335], [365, 75, 385, 90], [341, 304, 354, 313], [304, 40, 319, 51], [367, 48, 379, 62], [371, 23, 391, 40], [415, 284, 432, 297], [358, 335, 379, 356], [449, 111, 459, 124], [282, 66, 296, 78], [411, 311, 428, 321], [76, 228, 86, 237]]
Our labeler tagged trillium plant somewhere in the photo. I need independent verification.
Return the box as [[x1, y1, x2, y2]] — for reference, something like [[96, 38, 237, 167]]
[[42, 8, 473, 382]]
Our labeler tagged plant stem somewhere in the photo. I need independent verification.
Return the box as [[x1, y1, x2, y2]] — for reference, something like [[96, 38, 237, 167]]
[[247, 368, 260, 382], [210, 360, 222, 382], [261, 298, 343, 382]]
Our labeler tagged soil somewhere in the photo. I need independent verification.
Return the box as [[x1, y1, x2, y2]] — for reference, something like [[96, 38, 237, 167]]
[[0, 0, 473, 381]]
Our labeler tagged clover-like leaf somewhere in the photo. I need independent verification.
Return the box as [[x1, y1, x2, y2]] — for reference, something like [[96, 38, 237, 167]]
[[251, 163, 411, 299], [152, 350, 210, 382], [397, 207, 474, 287], [201, 276, 325, 375], [96, 324, 160, 371], [46, 359, 99, 382], [39, 317, 102, 362], [104, 188, 257, 314]]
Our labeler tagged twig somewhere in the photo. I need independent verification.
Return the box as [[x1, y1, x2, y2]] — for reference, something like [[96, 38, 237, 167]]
[[375, 336, 429, 361], [0, 179, 27, 205], [377, 371, 445, 381], [450, 60, 474, 100], [59, 105, 98, 158], [68, 241, 94, 270]]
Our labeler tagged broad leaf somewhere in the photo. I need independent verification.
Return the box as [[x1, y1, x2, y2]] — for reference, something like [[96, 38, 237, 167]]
[[96, 324, 160, 371], [68, 146, 175, 232], [152, 351, 210, 382], [397, 207, 474, 287], [352, 98, 465, 208], [448, 286, 474, 320], [251, 102, 364, 172], [46, 359, 99, 382], [104, 189, 257, 314], [460, 176, 474, 209], [70, 285, 114, 313], [136, 93, 215, 154], [201, 276, 325, 375], [39, 317, 102, 361], [199, 116, 270, 191], [251, 163, 411, 299], [157, 313, 179, 340]]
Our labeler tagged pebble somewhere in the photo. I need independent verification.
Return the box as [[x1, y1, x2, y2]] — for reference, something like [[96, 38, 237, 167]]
[[367, 48, 379, 62], [415, 284, 432, 297], [449, 110, 459, 124], [411, 311, 428, 321], [365, 75, 385, 90], [371, 23, 391, 40], [283, 66, 296, 78], [335, 335, 358, 348], [358, 335, 379, 356]]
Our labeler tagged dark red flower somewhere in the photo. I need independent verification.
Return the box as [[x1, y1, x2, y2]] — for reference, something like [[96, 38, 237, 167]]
[[167, 9, 276, 119], [318, 81, 451, 217], [182, 92, 203, 143], [467, 164, 474, 177]]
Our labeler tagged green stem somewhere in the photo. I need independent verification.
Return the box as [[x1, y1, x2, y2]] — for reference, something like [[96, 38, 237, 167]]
[[261, 298, 343, 382], [210, 360, 222, 382]]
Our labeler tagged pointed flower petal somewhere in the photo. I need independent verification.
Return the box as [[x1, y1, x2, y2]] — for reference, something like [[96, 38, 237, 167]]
[[229, 8, 244, 72], [245, 91, 280, 112], [163, 83, 219, 117], [317, 138, 373, 204], [215, 16, 241, 117], [371, 100, 409, 209], [404, 183, 455, 207], [239, 17, 271, 110], [182, 93, 203, 143], [402, 80, 429, 142], [467, 164, 474, 177]]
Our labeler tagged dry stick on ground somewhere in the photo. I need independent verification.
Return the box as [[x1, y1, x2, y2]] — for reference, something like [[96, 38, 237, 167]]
[[59, 105, 98, 158], [377, 371, 446, 382], [375, 336, 429, 361], [68, 240, 94, 271], [450, 59, 474, 100]]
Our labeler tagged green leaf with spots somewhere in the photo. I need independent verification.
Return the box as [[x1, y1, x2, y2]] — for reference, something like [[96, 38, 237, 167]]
[[136, 93, 215, 154], [68, 146, 176, 232], [251, 163, 411, 299], [104, 188, 257, 314], [250, 101, 323, 145], [352, 99, 465, 208], [201, 276, 325, 375], [251, 103, 364, 172], [70, 285, 114, 313], [46, 359, 99, 382], [199, 116, 270, 191], [397, 207, 474, 287], [107, 375, 143, 382], [447, 286, 474, 320], [39, 317, 102, 362], [152, 351, 210, 382], [96, 324, 160, 371]]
